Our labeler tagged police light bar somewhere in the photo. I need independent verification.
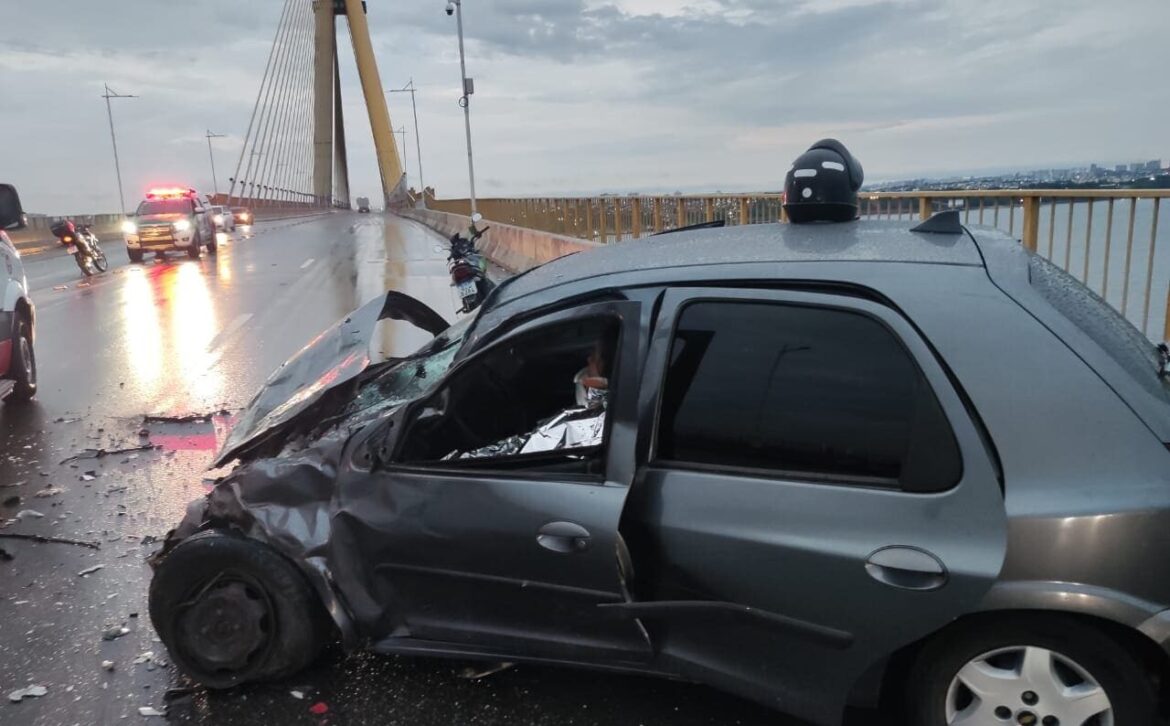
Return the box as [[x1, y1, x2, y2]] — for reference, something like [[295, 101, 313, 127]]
[[146, 187, 197, 200]]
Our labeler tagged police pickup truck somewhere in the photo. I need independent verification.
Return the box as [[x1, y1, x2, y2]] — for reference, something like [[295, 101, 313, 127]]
[[121, 187, 216, 262]]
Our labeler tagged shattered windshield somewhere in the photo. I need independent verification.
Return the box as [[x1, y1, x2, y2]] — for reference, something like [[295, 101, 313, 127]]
[[347, 318, 471, 416]]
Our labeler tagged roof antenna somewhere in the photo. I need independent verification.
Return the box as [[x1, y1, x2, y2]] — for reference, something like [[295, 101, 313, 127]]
[[911, 209, 963, 235]]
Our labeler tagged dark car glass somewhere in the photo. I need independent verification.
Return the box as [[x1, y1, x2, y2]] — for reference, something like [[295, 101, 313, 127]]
[[136, 199, 192, 215], [657, 301, 960, 491], [1029, 254, 1170, 402]]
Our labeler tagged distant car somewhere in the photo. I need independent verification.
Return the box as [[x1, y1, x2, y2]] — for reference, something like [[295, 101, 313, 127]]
[[356, 196, 370, 213], [151, 217, 1170, 726], [231, 207, 253, 226], [0, 184, 37, 403], [209, 205, 236, 232], [122, 187, 216, 262]]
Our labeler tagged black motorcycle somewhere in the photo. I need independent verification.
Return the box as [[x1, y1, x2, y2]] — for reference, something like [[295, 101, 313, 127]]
[[50, 220, 108, 277], [447, 215, 495, 313]]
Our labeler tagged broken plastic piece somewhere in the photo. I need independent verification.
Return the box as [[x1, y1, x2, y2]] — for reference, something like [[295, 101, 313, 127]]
[[8, 684, 47, 702], [138, 706, 164, 717], [78, 564, 105, 577]]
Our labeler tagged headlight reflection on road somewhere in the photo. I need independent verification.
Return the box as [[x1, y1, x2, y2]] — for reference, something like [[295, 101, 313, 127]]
[[170, 263, 223, 405], [121, 268, 164, 396]]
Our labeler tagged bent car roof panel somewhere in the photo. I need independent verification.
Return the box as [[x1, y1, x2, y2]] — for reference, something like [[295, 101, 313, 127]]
[[491, 219, 984, 308]]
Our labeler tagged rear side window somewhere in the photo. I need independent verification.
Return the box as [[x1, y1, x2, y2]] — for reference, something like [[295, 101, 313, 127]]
[[1029, 254, 1169, 402], [656, 301, 961, 492]]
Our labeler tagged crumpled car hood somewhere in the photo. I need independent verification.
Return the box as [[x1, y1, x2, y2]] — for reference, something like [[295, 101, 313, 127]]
[[213, 291, 450, 468]]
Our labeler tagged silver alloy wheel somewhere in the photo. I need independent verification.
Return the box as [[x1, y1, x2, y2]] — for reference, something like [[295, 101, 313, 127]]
[[946, 645, 1112, 725]]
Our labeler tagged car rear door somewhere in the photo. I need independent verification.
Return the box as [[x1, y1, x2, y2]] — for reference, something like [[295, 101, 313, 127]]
[[615, 288, 1008, 726], [335, 300, 652, 663]]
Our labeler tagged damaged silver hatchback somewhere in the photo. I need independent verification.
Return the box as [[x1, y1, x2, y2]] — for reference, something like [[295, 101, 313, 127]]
[[152, 220, 1170, 726]]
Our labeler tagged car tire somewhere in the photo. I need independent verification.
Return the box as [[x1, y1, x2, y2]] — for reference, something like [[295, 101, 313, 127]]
[[905, 615, 1157, 726], [149, 530, 331, 689], [187, 233, 202, 260], [6, 317, 36, 403], [128, 248, 144, 263]]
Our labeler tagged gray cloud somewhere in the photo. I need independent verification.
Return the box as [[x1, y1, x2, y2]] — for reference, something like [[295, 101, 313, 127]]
[[0, 0, 1166, 212]]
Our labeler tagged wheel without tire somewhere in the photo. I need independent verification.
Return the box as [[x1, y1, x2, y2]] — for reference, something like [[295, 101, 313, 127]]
[[149, 530, 331, 689], [905, 615, 1157, 726], [6, 318, 36, 402]]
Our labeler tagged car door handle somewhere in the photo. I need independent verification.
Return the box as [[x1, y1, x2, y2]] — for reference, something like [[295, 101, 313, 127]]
[[537, 521, 591, 554], [864, 546, 948, 591]]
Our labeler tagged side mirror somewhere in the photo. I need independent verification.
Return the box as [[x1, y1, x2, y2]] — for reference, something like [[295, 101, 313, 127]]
[[0, 184, 27, 231]]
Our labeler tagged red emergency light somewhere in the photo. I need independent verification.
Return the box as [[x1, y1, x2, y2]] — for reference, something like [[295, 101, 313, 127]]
[[146, 187, 198, 200]]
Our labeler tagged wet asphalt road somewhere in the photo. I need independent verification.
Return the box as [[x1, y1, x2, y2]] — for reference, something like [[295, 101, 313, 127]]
[[0, 214, 875, 726]]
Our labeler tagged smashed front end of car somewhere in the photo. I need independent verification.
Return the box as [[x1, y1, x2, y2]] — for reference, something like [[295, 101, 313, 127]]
[[153, 291, 461, 646]]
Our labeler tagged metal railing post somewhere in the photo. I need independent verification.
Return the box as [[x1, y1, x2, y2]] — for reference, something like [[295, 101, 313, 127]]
[[677, 198, 687, 229], [653, 198, 663, 233], [739, 197, 749, 226], [705, 197, 715, 223], [599, 198, 608, 244], [632, 198, 642, 239]]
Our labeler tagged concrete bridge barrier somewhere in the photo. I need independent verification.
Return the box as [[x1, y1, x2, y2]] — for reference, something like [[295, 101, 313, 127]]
[[397, 208, 603, 274]]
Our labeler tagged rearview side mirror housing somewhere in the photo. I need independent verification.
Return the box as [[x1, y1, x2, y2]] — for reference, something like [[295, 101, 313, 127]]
[[0, 184, 27, 231]]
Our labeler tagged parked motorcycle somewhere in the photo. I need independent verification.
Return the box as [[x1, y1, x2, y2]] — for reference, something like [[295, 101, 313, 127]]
[[50, 220, 108, 277], [447, 215, 495, 313]]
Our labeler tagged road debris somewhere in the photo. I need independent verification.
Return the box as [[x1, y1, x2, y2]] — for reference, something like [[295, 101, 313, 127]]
[[138, 706, 164, 717], [8, 684, 48, 702], [290, 690, 305, 700], [0, 533, 101, 550], [143, 413, 216, 425], [0, 546, 12, 562], [459, 662, 516, 679], [15, 509, 44, 520], [2, 495, 19, 507], [103, 625, 130, 641], [60, 445, 156, 465], [34, 486, 65, 498], [0, 480, 25, 488], [78, 564, 104, 577], [80, 472, 96, 482], [132, 651, 154, 665], [102, 660, 115, 671]]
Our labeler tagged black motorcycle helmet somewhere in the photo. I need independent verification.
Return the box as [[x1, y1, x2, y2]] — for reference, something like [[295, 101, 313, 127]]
[[782, 139, 864, 224]]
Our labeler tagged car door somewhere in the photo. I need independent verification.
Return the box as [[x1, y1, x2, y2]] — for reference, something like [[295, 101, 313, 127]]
[[335, 300, 652, 663], [614, 288, 1008, 726]]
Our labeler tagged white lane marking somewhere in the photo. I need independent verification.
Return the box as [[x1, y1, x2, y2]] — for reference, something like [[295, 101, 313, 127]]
[[207, 313, 253, 354], [300, 258, 315, 269]]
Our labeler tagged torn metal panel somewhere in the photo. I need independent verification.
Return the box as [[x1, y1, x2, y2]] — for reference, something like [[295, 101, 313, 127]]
[[214, 291, 452, 468]]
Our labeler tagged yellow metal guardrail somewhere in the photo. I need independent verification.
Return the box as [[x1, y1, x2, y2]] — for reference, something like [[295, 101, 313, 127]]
[[428, 190, 1169, 340]]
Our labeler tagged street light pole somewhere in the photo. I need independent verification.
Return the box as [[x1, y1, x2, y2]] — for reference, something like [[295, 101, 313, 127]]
[[394, 126, 409, 183], [205, 131, 226, 197], [102, 84, 138, 216], [387, 78, 426, 205], [448, 1, 478, 215]]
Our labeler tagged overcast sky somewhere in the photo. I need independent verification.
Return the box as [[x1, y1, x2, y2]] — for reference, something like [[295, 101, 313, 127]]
[[2, 0, 1168, 214]]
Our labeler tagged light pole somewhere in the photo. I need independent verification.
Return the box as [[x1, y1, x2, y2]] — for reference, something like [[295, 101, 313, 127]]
[[394, 126, 409, 182], [205, 131, 226, 197], [387, 79, 426, 204], [445, 0, 477, 215], [102, 84, 138, 216]]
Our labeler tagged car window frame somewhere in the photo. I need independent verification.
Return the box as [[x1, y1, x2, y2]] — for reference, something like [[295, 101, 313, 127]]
[[386, 299, 644, 485], [639, 287, 969, 493]]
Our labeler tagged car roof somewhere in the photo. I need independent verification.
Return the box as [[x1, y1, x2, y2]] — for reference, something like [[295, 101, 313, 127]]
[[491, 219, 985, 308]]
